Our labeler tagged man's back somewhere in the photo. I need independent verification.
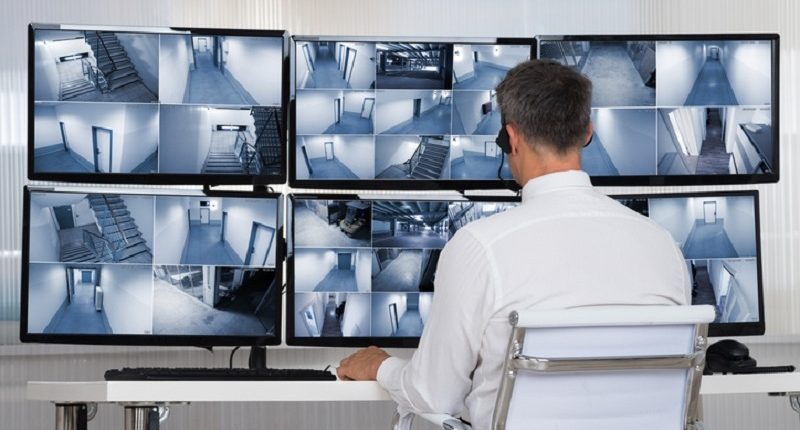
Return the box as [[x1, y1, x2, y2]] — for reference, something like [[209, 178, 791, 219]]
[[376, 171, 690, 430]]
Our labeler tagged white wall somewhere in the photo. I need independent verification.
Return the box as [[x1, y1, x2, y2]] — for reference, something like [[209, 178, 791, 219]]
[[452, 45, 476, 81], [419, 292, 432, 325], [223, 198, 278, 266], [208, 107, 253, 127], [158, 35, 192, 104], [656, 41, 705, 106], [116, 33, 159, 95], [340, 293, 370, 336], [724, 196, 757, 257], [224, 36, 283, 105], [154, 196, 190, 264], [725, 258, 760, 319], [158, 105, 211, 173], [375, 90, 438, 133], [119, 104, 159, 172], [371, 293, 407, 336], [721, 40, 771, 106], [336, 42, 376, 89], [27, 263, 67, 333], [343, 90, 374, 114], [294, 249, 336, 292], [471, 44, 529, 69], [355, 250, 371, 293], [591, 108, 656, 175], [28, 199, 60, 263], [53, 103, 127, 170], [33, 105, 62, 149], [293, 293, 325, 336], [121, 196, 155, 249], [295, 90, 339, 134], [649, 197, 694, 247], [453, 90, 490, 134], [33, 43, 60, 101], [100, 264, 153, 334], [71, 198, 94, 228], [374, 136, 420, 174]]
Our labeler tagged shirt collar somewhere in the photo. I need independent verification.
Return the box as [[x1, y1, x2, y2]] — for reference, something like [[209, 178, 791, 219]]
[[521, 170, 593, 203]]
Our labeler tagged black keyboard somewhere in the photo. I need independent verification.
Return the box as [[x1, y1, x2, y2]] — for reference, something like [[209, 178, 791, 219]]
[[104, 367, 337, 381], [726, 365, 796, 375]]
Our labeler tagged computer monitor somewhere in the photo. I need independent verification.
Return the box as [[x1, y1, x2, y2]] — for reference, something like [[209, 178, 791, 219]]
[[539, 34, 779, 186], [21, 187, 283, 346], [286, 194, 520, 347], [289, 36, 536, 190], [28, 24, 289, 185], [611, 190, 764, 336]]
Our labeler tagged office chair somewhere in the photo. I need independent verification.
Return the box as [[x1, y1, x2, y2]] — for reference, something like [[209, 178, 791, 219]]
[[391, 305, 715, 430]]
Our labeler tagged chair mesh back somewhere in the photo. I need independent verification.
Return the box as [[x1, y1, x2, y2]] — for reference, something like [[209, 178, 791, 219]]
[[503, 324, 695, 430]]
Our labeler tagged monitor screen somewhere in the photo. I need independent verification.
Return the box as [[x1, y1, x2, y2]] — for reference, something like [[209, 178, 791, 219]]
[[21, 187, 283, 346], [286, 194, 520, 347], [612, 190, 764, 336], [290, 37, 536, 190], [29, 24, 288, 185], [539, 34, 779, 186]]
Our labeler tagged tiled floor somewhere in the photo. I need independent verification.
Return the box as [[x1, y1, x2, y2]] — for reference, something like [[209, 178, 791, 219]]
[[45, 281, 112, 334], [34, 150, 92, 173], [377, 70, 445, 89], [454, 63, 509, 90], [451, 151, 509, 179], [381, 104, 452, 135], [314, 268, 358, 292], [184, 51, 255, 105], [473, 110, 502, 135], [181, 222, 243, 265], [685, 60, 738, 106], [307, 46, 350, 89], [372, 250, 422, 292], [682, 219, 739, 260], [696, 110, 732, 174], [372, 230, 447, 249], [375, 165, 409, 179], [308, 157, 360, 179], [294, 206, 372, 248], [395, 309, 423, 336], [152, 279, 268, 335], [323, 112, 374, 134], [582, 44, 655, 107], [320, 298, 343, 337]]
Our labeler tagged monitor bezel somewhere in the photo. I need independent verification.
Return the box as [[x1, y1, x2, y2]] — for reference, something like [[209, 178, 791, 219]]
[[20, 185, 285, 347], [609, 189, 765, 337], [538, 33, 780, 187], [27, 23, 290, 186], [288, 35, 537, 191], [285, 192, 521, 348]]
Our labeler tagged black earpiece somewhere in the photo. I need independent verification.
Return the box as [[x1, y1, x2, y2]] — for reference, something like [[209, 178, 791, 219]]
[[496, 123, 511, 154], [585, 132, 593, 147]]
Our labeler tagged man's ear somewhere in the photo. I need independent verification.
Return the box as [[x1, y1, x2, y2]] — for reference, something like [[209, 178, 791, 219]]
[[506, 123, 522, 155]]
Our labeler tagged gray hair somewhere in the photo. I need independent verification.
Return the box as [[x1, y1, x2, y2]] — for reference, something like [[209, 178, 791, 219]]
[[495, 59, 592, 155]]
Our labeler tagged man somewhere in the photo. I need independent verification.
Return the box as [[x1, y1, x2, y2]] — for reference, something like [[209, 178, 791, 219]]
[[337, 60, 690, 428]]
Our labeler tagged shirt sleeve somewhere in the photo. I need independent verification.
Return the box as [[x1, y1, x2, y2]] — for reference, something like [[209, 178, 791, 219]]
[[376, 229, 497, 415]]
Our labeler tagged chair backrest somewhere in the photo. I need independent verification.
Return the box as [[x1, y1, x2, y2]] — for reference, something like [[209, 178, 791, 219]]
[[492, 305, 715, 430]]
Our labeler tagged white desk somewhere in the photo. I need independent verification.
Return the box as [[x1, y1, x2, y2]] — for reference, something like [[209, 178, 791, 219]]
[[27, 375, 800, 429]]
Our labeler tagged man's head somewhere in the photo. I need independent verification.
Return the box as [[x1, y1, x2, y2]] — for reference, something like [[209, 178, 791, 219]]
[[495, 59, 593, 185]]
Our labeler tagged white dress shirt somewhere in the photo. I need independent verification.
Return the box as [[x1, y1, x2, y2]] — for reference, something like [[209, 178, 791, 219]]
[[376, 170, 691, 430]]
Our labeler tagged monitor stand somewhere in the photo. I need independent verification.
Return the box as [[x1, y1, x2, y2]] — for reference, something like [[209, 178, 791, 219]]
[[248, 346, 268, 370]]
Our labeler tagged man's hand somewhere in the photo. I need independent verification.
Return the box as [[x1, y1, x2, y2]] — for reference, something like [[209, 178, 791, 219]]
[[336, 346, 390, 381]]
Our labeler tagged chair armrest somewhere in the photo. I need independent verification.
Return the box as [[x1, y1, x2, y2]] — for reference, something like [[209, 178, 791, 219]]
[[418, 413, 471, 430]]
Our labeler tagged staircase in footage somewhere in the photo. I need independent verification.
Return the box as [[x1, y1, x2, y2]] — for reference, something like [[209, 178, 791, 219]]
[[60, 31, 150, 100], [409, 137, 449, 179], [201, 107, 284, 175], [59, 195, 152, 263]]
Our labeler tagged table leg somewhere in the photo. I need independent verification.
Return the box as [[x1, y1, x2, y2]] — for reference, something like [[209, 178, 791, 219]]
[[123, 405, 161, 430], [54, 403, 87, 430]]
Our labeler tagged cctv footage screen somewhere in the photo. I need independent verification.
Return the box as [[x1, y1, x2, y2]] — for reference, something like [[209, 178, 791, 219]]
[[24, 189, 281, 341], [30, 24, 286, 183], [539, 36, 777, 183], [289, 195, 518, 345], [615, 192, 762, 325], [293, 38, 534, 185]]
